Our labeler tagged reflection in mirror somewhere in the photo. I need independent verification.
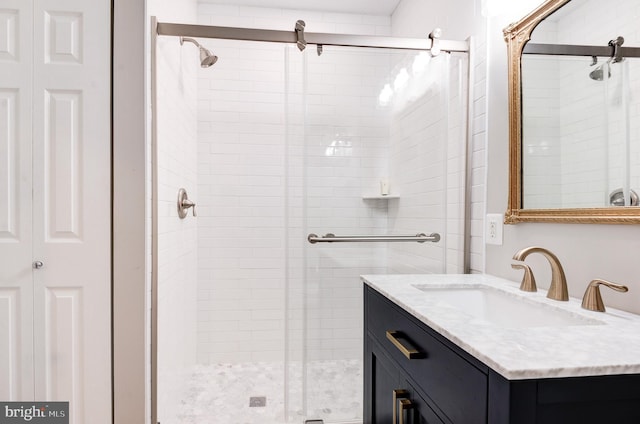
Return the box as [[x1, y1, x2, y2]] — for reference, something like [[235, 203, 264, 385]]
[[522, 0, 639, 209], [504, 0, 640, 223]]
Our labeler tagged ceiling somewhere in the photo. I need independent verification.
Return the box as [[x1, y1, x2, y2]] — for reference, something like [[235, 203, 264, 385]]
[[198, 0, 403, 16]]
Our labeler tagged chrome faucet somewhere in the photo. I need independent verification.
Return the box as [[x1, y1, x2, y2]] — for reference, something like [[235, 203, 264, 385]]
[[512, 246, 569, 301]]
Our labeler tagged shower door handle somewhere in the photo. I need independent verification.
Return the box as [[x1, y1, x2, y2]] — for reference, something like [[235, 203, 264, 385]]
[[308, 233, 440, 244]]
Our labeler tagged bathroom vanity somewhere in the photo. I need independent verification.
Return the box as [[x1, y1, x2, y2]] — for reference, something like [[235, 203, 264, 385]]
[[363, 275, 640, 424]]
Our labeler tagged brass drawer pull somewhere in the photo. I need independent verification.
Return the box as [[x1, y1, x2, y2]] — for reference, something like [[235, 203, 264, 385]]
[[399, 398, 414, 424], [386, 330, 424, 359], [393, 389, 409, 424]]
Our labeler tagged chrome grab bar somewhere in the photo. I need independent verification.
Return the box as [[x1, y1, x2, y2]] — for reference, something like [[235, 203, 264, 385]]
[[307, 232, 440, 244]]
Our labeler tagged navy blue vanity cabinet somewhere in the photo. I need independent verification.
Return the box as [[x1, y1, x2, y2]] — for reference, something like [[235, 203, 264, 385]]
[[364, 285, 640, 424]]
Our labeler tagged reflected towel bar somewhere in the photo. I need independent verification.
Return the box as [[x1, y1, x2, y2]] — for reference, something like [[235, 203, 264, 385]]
[[307, 232, 440, 244]]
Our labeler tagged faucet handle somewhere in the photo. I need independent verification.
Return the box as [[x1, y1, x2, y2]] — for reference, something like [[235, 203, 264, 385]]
[[511, 262, 537, 292], [581, 279, 629, 312]]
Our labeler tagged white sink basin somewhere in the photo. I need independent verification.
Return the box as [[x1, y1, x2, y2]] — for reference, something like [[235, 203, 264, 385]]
[[412, 284, 602, 328]]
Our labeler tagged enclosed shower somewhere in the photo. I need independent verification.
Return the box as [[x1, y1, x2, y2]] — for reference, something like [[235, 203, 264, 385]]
[[152, 17, 470, 424]]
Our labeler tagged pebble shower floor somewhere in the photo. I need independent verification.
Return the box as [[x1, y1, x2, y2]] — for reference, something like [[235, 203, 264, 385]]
[[176, 359, 363, 424]]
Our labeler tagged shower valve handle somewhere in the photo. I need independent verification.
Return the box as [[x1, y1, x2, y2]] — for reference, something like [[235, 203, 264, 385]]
[[177, 188, 197, 219], [182, 199, 197, 217]]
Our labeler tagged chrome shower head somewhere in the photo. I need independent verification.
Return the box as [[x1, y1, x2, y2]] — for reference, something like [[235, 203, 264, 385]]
[[198, 46, 218, 67], [180, 37, 218, 68]]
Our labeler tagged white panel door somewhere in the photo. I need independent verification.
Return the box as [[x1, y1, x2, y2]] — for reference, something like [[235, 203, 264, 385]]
[[0, 0, 34, 401], [0, 0, 110, 418], [30, 0, 112, 423]]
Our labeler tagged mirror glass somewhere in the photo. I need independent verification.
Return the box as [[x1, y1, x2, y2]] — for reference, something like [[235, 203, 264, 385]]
[[521, 0, 640, 210], [522, 0, 640, 209]]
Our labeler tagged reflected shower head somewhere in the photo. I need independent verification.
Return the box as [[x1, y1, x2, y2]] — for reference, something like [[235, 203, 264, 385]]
[[180, 37, 218, 68], [589, 56, 612, 81], [589, 63, 611, 81], [589, 37, 625, 81]]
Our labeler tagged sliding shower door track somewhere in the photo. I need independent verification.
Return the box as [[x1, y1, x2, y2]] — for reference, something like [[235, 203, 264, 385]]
[[156, 21, 469, 53]]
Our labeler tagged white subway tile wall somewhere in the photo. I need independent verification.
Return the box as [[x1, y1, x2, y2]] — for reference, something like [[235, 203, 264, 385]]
[[522, 53, 563, 209], [386, 53, 468, 274], [197, 37, 287, 364], [194, 4, 473, 365], [470, 22, 487, 274]]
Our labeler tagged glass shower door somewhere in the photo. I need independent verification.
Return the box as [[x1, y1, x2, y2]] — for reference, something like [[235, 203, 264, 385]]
[[286, 46, 468, 423], [154, 32, 467, 424]]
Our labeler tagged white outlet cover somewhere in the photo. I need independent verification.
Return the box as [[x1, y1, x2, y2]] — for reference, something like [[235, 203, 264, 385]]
[[486, 213, 504, 245]]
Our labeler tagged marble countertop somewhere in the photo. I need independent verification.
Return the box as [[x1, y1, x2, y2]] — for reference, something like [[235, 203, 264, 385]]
[[362, 274, 640, 380]]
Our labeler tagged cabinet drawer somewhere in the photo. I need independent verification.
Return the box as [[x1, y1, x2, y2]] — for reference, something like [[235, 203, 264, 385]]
[[366, 286, 488, 424]]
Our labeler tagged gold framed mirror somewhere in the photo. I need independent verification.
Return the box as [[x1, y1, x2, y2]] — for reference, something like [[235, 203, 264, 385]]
[[503, 0, 640, 224]]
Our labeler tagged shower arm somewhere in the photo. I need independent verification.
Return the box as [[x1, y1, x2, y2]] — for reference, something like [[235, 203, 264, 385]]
[[180, 36, 202, 48]]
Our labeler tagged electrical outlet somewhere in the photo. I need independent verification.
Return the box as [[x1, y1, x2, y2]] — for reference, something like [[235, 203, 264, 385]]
[[486, 213, 503, 245]]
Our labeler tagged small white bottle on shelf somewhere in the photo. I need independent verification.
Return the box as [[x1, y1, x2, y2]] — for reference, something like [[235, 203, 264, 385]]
[[380, 178, 389, 196]]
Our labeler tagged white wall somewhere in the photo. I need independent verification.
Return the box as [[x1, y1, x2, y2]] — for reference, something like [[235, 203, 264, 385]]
[[485, 2, 640, 314], [149, 1, 199, 422], [391, 0, 479, 40]]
